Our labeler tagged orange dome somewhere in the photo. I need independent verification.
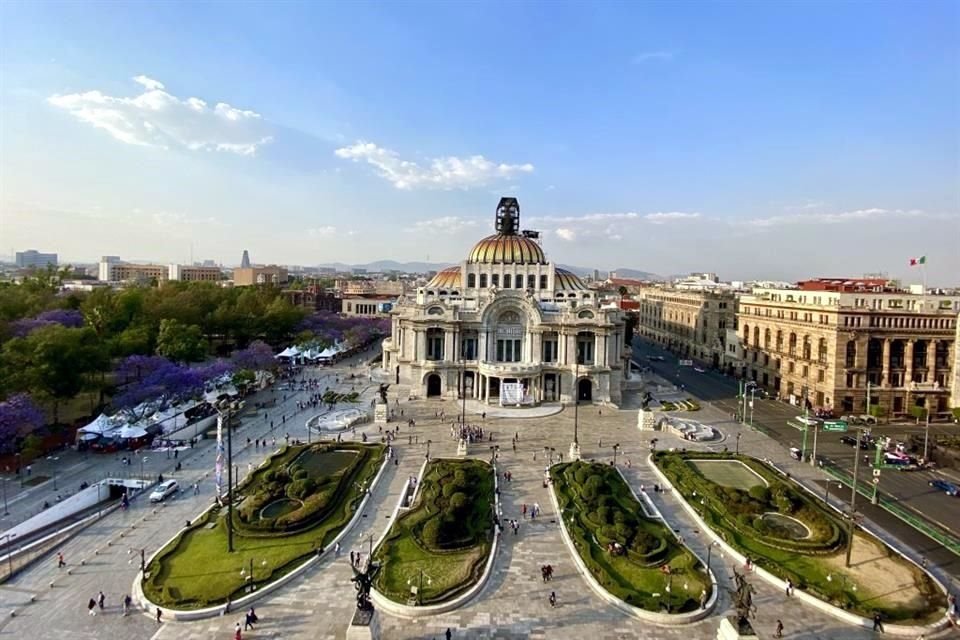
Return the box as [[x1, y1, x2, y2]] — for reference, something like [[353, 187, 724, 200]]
[[468, 234, 546, 265], [555, 268, 586, 291], [426, 267, 461, 289]]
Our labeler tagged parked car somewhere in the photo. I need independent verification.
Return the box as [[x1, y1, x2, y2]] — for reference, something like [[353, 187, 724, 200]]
[[839, 435, 858, 447], [928, 479, 959, 496], [693, 367, 705, 373], [858, 414, 878, 425], [149, 479, 179, 503], [789, 447, 803, 461]]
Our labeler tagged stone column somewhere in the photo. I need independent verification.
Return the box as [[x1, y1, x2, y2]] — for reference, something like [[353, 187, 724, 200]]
[[905, 340, 915, 386], [881, 338, 891, 387], [444, 329, 455, 363], [558, 331, 567, 365], [928, 340, 938, 381]]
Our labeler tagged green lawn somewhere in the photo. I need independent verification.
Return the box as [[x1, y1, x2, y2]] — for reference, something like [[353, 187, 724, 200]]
[[688, 459, 766, 490], [552, 461, 709, 613], [142, 442, 385, 609], [373, 459, 494, 605], [656, 451, 946, 623]]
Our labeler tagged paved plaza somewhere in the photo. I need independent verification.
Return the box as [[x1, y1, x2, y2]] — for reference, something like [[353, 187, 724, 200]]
[[0, 362, 937, 639]]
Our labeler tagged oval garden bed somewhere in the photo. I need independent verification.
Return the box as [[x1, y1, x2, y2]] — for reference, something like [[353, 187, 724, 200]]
[[142, 442, 385, 610], [654, 451, 946, 624], [372, 459, 495, 606], [551, 461, 710, 613]]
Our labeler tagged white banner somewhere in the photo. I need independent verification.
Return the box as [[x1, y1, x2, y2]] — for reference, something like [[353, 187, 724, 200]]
[[501, 382, 523, 405]]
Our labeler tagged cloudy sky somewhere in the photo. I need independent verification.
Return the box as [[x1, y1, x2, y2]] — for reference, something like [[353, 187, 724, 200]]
[[1, 1, 958, 284]]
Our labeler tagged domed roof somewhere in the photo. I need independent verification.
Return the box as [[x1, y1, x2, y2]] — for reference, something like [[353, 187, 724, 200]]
[[555, 268, 587, 291], [468, 234, 547, 265], [426, 266, 461, 289]]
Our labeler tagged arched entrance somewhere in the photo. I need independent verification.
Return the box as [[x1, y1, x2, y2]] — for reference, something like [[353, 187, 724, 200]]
[[426, 374, 442, 397], [577, 378, 593, 403]]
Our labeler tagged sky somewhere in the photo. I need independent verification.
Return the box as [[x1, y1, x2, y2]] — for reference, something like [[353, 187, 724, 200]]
[[1, 1, 958, 284]]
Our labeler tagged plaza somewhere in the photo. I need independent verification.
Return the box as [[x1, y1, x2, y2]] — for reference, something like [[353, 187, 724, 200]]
[[1, 347, 943, 639]]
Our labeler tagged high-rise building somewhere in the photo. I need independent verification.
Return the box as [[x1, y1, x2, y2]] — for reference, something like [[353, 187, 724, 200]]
[[169, 264, 223, 282], [737, 278, 959, 419], [635, 286, 738, 368], [15, 250, 58, 269], [241, 250, 251, 269]]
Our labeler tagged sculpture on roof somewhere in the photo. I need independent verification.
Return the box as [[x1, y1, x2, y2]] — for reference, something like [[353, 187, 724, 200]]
[[496, 197, 520, 235]]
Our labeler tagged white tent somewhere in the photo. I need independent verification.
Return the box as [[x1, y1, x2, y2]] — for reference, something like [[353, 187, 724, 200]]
[[276, 346, 301, 359], [79, 413, 114, 435], [120, 425, 148, 439]]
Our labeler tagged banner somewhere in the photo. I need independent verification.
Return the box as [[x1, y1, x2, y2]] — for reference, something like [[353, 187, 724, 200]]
[[215, 413, 224, 497]]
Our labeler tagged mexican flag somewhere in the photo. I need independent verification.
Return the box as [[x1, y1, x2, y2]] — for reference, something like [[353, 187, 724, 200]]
[[909, 256, 926, 266]]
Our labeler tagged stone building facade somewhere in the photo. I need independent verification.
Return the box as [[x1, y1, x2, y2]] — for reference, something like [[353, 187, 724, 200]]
[[382, 198, 628, 406], [635, 287, 738, 368], [738, 283, 960, 419]]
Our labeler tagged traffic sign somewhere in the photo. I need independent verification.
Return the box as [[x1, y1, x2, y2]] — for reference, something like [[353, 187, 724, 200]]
[[679, 359, 693, 366], [873, 469, 881, 477], [823, 420, 848, 432]]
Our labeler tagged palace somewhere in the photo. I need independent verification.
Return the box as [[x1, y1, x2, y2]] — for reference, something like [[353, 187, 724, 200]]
[[382, 198, 628, 406]]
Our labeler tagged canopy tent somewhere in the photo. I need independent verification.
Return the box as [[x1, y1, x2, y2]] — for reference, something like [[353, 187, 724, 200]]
[[79, 413, 115, 435], [119, 425, 148, 439], [276, 346, 301, 359], [78, 431, 100, 441]]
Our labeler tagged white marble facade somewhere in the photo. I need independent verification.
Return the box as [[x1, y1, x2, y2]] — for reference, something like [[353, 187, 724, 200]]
[[381, 198, 628, 407]]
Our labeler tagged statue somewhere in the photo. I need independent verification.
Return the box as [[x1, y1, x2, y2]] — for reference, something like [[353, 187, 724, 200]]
[[731, 568, 757, 633], [351, 561, 381, 611], [378, 383, 390, 404], [641, 391, 652, 410]]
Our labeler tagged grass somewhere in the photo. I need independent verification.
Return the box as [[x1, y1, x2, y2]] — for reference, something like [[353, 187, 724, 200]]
[[552, 461, 709, 613], [142, 442, 385, 609], [688, 459, 766, 491], [655, 451, 946, 623], [373, 459, 494, 605]]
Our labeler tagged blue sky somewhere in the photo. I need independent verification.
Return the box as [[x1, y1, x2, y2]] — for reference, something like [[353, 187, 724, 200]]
[[1, 1, 957, 283]]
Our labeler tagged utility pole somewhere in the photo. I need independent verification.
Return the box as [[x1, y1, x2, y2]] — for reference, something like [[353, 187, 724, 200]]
[[226, 403, 235, 553], [810, 421, 819, 467], [748, 387, 756, 428], [845, 426, 862, 568], [871, 440, 883, 505], [801, 386, 809, 460], [922, 410, 930, 463]]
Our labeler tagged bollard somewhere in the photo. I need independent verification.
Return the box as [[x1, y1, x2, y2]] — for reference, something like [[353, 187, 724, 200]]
[[49, 582, 54, 589], [10, 610, 15, 617], [29, 596, 35, 603]]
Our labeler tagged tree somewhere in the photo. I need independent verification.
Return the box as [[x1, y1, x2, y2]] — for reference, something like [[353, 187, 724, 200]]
[[113, 357, 203, 419], [0, 393, 43, 455], [232, 340, 276, 371], [9, 308, 85, 337], [156, 319, 207, 362], [232, 369, 256, 391]]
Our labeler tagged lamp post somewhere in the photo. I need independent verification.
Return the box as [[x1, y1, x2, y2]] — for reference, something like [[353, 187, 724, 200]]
[[2, 476, 8, 516], [217, 400, 238, 553], [735, 433, 742, 456], [139, 456, 147, 481], [845, 425, 864, 568], [426, 440, 432, 461], [569, 361, 581, 460], [408, 568, 434, 605], [705, 540, 721, 574], [922, 410, 931, 463], [748, 387, 756, 428], [613, 443, 620, 466]]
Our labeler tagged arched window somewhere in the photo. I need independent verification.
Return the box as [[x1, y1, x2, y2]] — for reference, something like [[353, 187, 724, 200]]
[[479, 274, 488, 288], [743, 324, 750, 346], [764, 328, 771, 349], [789, 332, 797, 355], [467, 274, 476, 288], [776, 330, 783, 352], [753, 327, 760, 348], [802, 336, 812, 360], [818, 338, 828, 363], [503, 274, 512, 288]]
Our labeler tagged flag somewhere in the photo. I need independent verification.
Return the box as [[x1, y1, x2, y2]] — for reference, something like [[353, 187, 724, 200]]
[[909, 256, 926, 266]]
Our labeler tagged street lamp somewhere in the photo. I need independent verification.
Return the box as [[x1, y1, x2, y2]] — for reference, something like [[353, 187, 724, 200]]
[[612, 443, 621, 466], [407, 568, 434, 605], [217, 399, 240, 553], [845, 426, 865, 568], [240, 559, 268, 593], [569, 361, 581, 461], [426, 440, 432, 461], [735, 433, 742, 456], [2, 476, 8, 516], [705, 540, 722, 574]]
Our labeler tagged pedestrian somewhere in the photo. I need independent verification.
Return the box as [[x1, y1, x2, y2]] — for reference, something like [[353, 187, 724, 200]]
[[445, 629, 452, 640], [235, 621, 243, 639], [785, 578, 793, 596], [598, 439, 602, 448], [244, 610, 254, 630], [350, 550, 356, 566], [57, 551, 65, 568], [335, 542, 341, 557], [873, 612, 884, 633], [549, 591, 557, 607], [98, 590, 105, 610], [122, 594, 132, 616], [775, 619, 784, 638], [87, 598, 97, 616], [156, 607, 163, 623]]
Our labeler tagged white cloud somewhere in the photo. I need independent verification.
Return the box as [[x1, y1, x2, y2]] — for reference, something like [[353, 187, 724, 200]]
[[48, 76, 274, 156], [334, 141, 534, 190], [555, 228, 577, 241], [408, 216, 479, 234], [741, 208, 931, 228], [307, 226, 338, 237], [632, 51, 674, 64], [644, 211, 702, 224]]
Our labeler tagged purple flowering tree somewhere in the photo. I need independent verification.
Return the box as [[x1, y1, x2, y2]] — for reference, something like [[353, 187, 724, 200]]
[[113, 357, 204, 419], [0, 393, 44, 454], [194, 359, 235, 382], [231, 340, 276, 371], [9, 309, 85, 337]]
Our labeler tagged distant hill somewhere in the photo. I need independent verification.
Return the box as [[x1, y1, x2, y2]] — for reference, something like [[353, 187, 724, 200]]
[[316, 260, 453, 273], [608, 267, 664, 281]]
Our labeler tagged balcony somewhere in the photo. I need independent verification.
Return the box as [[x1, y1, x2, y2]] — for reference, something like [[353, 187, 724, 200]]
[[910, 381, 947, 392]]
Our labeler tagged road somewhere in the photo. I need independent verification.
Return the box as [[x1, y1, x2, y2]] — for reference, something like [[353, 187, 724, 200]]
[[631, 336, 960, 587]]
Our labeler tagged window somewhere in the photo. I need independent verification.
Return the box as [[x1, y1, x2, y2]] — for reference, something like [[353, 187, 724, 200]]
[[467, 274, 476, 288], [503, 274, 511, 288], [846, 373, 854, 387], [491, 274, 500, 287], [576, 332, 595, 364], [542, 336, 558, 363], [802, 365, 809, 378], [426, 329, 444, 361], [817, 369, 825, 382], [479, 274, 488, 288], [495, 339, 522, 362], [540, 275, 548, 289], [527, 275, 536, 289], [788, 361, 795, 373]]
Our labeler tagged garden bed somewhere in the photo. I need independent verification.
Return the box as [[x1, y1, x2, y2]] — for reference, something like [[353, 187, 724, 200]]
[[551, 461, 709, 613], [141, 442, 385, 609], [654, 451, 946, 623], [373, 459, 494, 606]]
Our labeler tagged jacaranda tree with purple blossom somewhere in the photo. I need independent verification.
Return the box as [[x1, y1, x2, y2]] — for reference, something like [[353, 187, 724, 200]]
[[0, 393, 44, 454], [9, 308, 85, 337], [231, 340, 276, 372], [113, 356, 204, 420]]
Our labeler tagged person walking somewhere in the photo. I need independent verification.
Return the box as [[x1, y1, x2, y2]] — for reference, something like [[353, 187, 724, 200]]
[[87, 598, 97, 616], [235, 621, 243, 639], [244, 610, 254, 630], [122, 594, 132, 616], [57, 552, 65, 568], [97, 590, 105, 610], [548, 591, 557, 607], [156, 607, 163, 623], [445, 629, 452, 640], [873, 612, 885, 633], [785, 578, 793, 596], [775, 619, 784, 638]]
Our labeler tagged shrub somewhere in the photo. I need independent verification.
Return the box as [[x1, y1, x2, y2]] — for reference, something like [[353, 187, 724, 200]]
[[442, 482, 460, 498], [597, 506, 612, 524], [287, 478, 315, 500], [450, 492, 468, 512], [748, 486, 771, 503], [454, 470, 467, 485], [421, 519, 441, 547]]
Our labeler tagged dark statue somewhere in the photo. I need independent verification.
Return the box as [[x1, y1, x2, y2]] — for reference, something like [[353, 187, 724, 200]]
[[378, 383, 390, 404], [641, 391, 653, 410], [351, 561, 381, 611], [731, 568, 757, 634]]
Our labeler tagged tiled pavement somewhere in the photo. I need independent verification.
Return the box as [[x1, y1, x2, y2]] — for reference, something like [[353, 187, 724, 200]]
[[0, 373, 912, 639]]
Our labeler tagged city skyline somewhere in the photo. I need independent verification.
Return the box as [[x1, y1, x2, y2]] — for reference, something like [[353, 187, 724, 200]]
[[1, 1, 958, 284]]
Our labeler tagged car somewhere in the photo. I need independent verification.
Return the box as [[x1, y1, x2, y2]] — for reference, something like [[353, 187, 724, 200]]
[[789, 447, 803, 461], [149, 479, 179, 503], [839, 435, 858, 447], [693, 367, 705, 373], [928, 479, 959, 496]]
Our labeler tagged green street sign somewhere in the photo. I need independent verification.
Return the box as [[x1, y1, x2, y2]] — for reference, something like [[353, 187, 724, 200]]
[[823, 420, 848, 432]]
